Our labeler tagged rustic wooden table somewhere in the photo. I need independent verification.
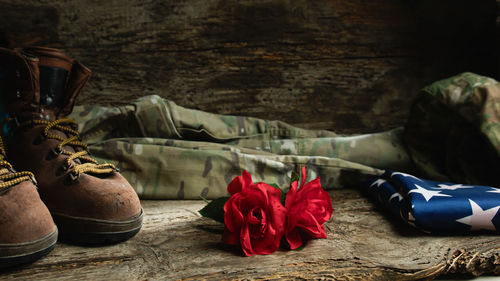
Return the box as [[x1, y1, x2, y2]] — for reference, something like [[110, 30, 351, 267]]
[[1, 188, 498, 280]]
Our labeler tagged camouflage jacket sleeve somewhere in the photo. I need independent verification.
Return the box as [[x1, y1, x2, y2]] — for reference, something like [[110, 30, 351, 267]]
[[70, 95, 412, 199], [70, 72, 499, 199]]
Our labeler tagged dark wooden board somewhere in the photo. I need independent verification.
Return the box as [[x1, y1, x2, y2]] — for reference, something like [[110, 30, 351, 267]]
[[0, 1, 499, 279], [1, 188, 498, 280], [0, 0, 498, 133]]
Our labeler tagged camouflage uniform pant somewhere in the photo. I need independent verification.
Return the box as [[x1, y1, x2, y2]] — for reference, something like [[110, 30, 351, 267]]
[[70, 96, 412, 199], [69, 72, 500, 199]]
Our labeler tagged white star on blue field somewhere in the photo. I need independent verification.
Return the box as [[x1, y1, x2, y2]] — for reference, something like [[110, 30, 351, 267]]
[[362, 171, 500, 233]]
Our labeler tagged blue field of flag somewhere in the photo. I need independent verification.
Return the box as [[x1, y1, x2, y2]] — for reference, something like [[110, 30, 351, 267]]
[[364, 171, 500, 234]]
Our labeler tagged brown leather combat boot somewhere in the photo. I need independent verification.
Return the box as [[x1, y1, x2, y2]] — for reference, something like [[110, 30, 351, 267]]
[[0, 136, 57, 268], [0, 47, 143, 244]]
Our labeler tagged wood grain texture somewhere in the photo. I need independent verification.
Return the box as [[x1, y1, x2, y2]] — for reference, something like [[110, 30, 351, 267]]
[[0, 2, 498, 279], [0, 0, 498, 133], [1, 188, 498, 280]]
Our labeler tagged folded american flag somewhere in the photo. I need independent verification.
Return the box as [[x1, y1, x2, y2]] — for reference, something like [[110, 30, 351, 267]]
[[364, 171, 500, 233]]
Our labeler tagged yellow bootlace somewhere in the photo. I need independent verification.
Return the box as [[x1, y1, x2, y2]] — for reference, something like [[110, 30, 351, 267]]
[[22, 118, 116, 178], [0, 136, 36, 189]]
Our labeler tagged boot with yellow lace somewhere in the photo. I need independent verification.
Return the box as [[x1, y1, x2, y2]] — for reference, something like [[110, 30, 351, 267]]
[[0, 136, 57, 268], [0, 47, 143, 244]]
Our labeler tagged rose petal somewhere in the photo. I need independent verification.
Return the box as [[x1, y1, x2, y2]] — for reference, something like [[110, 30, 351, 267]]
[[247, 225, 280, 255], [300, 166, 307, 189], [241, 170, 253, 188], [240, 221, 254, 256], [227, 170, 255, 195], [224, 171, 287, 256], [227, 177, 243, 195], [224, 196, 244, 232], [285, 181, 298, 208], [270, 202, 287, 232], [286, 228, 303, 250], [247, 207, 263, 225], [257, 182, 280, 200], [293, 210, 327, 238], [222, 227, 240, 245], [285, 168, 332, 243], [299, 180, 323, 201], [240, 185, 267, 213]]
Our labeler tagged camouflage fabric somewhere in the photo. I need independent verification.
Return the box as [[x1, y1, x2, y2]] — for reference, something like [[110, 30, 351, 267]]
[[69, 72, 499, 199], [70, 96, 412, 199], [404, 72, 500, 187]]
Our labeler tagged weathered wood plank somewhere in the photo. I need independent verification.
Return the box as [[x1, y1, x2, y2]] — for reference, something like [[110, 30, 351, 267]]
[[0, 1, 498, 279], [0, 0, 498, 133], [1, 188, 498, 280]]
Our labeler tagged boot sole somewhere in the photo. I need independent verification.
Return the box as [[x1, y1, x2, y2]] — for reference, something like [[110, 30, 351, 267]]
[[52, 209, 143, 245], [0, 227, 58, 269]]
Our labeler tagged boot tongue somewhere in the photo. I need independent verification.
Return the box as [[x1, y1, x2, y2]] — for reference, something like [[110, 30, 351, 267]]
[[24, 47, 74, 120], [34, 48, 73, 107], [39, 64, 68, 107]]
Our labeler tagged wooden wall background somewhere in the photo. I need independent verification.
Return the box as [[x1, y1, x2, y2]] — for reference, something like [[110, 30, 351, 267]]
[[0, 0, 498, 133]]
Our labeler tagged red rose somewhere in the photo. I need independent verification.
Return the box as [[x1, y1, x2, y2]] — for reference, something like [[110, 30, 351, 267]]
[[285, 167, 333, 249], [222, 170, 287, 256]]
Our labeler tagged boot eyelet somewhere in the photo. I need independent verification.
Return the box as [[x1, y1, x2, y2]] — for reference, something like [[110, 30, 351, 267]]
[[64, 172, 80, 185], [33, 133, 46, 145], [70, 172, 80, 181], [30, 176, 38, 186], [46, 147, 61, 160]]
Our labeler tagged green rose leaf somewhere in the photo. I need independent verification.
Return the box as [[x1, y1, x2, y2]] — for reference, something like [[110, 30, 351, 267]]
[[199, 196, 230, 224], [268, 183, 281, 190]]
